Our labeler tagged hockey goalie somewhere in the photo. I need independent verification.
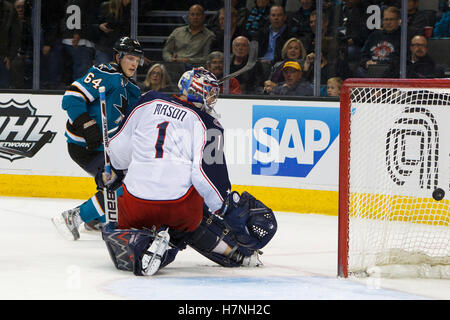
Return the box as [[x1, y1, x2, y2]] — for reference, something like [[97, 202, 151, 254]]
[[98, 67, 277, 276]]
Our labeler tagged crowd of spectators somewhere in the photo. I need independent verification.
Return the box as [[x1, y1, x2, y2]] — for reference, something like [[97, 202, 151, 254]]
[[0, 0, 449, 97]]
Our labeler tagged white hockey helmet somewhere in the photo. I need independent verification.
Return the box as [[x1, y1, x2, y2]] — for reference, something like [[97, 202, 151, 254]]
[[178, 67, 219, 113]]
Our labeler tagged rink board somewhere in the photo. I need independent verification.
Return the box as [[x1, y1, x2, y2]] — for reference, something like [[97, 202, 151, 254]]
[[0, 93, 340, 215]]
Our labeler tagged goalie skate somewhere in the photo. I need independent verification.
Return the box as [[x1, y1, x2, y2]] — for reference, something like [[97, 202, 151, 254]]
[[242, 250, 263, 267], [141, 229, 170, 276], [230, 250, 263, 267], [52, 207, 82, 241]]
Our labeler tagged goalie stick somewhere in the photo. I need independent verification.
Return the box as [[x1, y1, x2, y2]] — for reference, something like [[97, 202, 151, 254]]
[[218, 40, 258, 84], [99, 86, 118, 223], [0, 130, 53, 158]]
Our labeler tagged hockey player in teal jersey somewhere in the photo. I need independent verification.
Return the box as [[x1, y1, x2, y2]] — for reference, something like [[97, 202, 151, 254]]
[[52, 37, 143, 240]]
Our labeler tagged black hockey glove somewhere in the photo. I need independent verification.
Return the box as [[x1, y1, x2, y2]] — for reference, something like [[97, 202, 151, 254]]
[[73, 112, 102, 151], [95, 166, 125, 191]]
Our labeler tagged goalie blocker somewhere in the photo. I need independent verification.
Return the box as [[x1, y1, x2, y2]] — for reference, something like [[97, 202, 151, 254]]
[[102, 191, 277, 275]]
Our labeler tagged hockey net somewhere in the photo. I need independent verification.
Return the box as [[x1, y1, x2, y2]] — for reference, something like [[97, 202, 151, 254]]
[[338, 79, 450, 279]]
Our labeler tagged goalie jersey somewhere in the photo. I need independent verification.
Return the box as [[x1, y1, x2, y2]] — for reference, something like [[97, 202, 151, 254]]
[[61, 63, 141, 151], [109, 90, 231, 213]]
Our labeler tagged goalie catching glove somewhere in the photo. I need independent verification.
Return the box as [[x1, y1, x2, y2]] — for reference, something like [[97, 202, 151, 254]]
[[95, 166, 125, 191], [185, 191, 277, 268], [219, 191, 277, 250]]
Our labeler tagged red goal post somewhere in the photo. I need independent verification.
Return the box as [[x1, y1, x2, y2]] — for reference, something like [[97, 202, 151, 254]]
[[338, 78, 450, 279]]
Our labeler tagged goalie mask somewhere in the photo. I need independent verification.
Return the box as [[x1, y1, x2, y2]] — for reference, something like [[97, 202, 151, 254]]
[[178, 67, 219, 113]]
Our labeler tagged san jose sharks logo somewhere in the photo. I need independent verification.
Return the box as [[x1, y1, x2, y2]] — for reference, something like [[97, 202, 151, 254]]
[[0, 99, 56, 161], [113, 93, 128, 124]]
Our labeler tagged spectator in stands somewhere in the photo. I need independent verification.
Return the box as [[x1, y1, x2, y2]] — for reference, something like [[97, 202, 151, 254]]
[[323, 0, 341, 38], [242, 0, 272, 39], [206, 51, 241, 94], [326, 77, 343, 97], [40, 0, 66, 89], [269, 60, 313, 96], [407, 35, 445, 78], [0, 0, 21, 88], [434, 3, 450, 38], [162, 4, 215, 66], [207, 0, 247, 35], [302, 37, 352, 86], [268, 37, 307, 84], [339, 0, 371, 70], [256, 5, 295, 65], [407, 0, 437, 39], [95, 0, 131, 65], [9, 0, 31, 89], [61, 0, 102, 82], [140, 63, 176, 93], [15, 0, 25, 20], [302, 9, 339, 62], [10, 0, 65, 89], [262, 79, 276, 94], [383, 35, 445, 78], [357, 6, 401, 78], [210, 7, 242, 53], [287, 0, 315, 38], [230, 36, 265, 94]]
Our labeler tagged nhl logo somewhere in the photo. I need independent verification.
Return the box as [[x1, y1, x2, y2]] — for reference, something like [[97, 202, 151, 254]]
[[0, 99, 56, 161]]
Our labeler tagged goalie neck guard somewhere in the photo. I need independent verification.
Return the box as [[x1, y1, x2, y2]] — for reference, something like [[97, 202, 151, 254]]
[[178, 67, 219, 114]]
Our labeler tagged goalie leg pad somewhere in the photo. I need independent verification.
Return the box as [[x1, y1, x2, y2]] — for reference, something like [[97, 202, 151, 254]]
[[187, 211, 253, 267], [160, 247, 179, 269], [102, 223, 177, 274], [101, 222, 135, 271]]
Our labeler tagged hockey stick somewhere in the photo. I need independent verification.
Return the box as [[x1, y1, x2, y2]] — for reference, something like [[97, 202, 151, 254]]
[[219, 40, 258, 84], [99, 86, 118, 223], [0, 130, 53, 157]]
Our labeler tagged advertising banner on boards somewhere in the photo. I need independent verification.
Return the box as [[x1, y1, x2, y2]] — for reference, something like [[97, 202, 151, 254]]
[[0, 94, 341, 192], [251, 104, 340, 179], [214, 98, 340, 192], [0, 93, 88, 177]]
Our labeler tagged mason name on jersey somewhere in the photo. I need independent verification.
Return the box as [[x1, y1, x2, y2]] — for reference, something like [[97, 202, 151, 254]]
[[153, 103, 188, 122]]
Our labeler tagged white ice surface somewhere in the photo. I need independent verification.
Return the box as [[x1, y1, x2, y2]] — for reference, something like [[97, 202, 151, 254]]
[[0, 196, 448, 300]]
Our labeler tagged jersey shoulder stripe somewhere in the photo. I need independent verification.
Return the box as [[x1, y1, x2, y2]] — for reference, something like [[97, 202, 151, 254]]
[[66, 85, 89, 102], [72, 81, 95, 102], [72, 64, 122, 103], [93, 63, 121, 75]]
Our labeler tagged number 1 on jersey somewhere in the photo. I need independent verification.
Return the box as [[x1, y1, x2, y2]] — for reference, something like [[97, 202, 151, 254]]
[[155, 121, 169, 158]]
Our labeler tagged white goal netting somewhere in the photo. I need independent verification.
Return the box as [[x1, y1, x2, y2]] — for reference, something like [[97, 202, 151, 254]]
[[343, 84, 450, 278]]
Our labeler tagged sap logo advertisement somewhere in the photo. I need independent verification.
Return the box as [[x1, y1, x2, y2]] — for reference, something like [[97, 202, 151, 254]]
[[252, 105, 339, 178]]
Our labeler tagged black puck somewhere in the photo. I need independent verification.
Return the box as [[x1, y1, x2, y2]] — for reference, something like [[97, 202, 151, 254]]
[[432, 188, 445, 201]]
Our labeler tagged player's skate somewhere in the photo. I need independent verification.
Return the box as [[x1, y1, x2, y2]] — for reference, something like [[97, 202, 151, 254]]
[[141, 229, 170, 276], [84, 218, 104, 232], [52, 207, 82, 241]]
